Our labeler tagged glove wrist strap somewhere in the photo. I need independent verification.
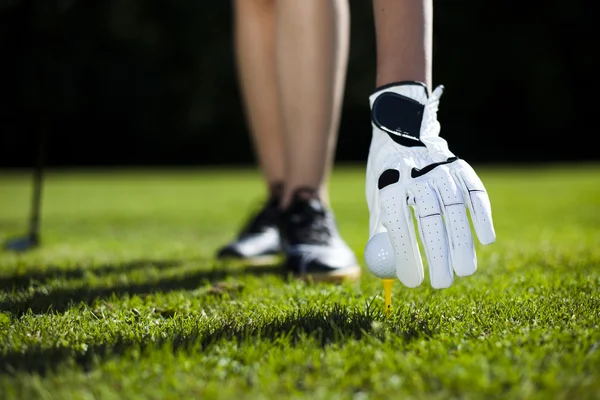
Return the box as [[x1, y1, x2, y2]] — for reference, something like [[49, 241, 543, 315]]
[[370, 81, 429, 148]]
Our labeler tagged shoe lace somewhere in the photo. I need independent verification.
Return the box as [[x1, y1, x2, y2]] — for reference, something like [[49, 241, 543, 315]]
[[289, 201, 332, 245]]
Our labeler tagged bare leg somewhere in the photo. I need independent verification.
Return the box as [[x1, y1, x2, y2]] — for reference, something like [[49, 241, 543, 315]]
[[372, 0, 433, 89], [321, 0, 350, 206], [275, 0, 350, 208], [233, 0, 284, 193]]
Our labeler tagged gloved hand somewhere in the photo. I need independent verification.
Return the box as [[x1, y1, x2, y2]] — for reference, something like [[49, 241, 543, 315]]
[[364, 81, 495, 289]]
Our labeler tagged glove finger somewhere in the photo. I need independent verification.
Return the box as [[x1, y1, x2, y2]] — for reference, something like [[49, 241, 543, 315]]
[[452, 162, 496, 245], [433, 174, 477, 277], [411, 181, 453, 289], [379, 183, 424, 288]]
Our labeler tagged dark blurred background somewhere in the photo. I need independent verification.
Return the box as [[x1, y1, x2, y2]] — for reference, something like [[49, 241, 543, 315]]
[[0, 0, 597, 168]]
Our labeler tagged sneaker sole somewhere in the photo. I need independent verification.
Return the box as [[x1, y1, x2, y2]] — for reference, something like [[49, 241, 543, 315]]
[[295, 265, 362, 284]]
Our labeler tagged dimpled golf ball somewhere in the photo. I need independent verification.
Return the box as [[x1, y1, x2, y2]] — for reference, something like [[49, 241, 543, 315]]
[[364, 232, 396, 279]]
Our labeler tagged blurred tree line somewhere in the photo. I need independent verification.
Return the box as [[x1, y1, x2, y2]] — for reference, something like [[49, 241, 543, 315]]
[[0, 0, 597, 167]]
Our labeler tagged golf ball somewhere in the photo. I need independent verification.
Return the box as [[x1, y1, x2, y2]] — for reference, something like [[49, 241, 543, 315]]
[[364, 232, 396, 279]]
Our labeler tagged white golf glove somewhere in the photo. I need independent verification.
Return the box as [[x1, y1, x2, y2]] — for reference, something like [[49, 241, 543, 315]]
[[364, 82, 495, 289]]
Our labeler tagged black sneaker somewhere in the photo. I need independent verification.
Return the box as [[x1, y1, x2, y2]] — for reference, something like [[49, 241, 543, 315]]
[[278, 188, 361, 282], [216, 192, 282, 265]]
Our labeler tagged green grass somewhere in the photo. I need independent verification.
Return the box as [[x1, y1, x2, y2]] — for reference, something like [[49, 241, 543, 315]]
[[0, 163, 599, 400]]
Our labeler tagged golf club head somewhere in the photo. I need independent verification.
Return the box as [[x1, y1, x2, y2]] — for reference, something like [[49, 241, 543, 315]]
[[4, 234, 39, 252]]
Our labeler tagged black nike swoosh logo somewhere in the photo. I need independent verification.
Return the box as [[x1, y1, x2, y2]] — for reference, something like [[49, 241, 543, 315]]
[[410, 157, 458, 178]]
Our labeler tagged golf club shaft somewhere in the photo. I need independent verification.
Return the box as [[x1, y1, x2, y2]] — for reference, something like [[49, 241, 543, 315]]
[[27, 0, 58, 241], [28, 128, 45, 241]]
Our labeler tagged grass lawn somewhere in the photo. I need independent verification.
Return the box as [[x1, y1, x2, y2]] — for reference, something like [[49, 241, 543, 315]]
[[0, 163, 599, 399]]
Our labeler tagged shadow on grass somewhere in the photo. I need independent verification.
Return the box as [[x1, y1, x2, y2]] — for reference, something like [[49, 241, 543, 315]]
[[0, 263, 286, 317], [0, 259, 183, 291], [0, 304, 394, 376]]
